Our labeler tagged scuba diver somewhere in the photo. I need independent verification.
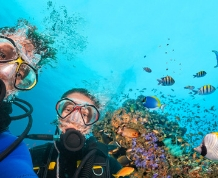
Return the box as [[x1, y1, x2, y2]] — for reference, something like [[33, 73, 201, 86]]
[[0, 20, 56, 177], [29, 88, 128, 178]]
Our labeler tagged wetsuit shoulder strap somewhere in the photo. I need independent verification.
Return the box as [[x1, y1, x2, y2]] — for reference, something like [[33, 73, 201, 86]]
[[30, 142, 55, 178], [85, 138, 110, 178]]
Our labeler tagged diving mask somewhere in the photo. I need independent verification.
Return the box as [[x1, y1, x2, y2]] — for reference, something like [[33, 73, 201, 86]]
[[56, 98, 100, 126], [0, 36, 38, 92]]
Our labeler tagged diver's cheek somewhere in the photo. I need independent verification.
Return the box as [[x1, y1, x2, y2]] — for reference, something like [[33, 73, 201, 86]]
[[0, 65, 17, 95], [0, 77, 15, 95]]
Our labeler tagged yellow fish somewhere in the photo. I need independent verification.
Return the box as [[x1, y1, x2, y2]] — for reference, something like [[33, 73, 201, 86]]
[[112, 167, 134, 178]]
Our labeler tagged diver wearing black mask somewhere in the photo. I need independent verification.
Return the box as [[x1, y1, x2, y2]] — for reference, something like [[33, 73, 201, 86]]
[[29, 88, 124, 178]]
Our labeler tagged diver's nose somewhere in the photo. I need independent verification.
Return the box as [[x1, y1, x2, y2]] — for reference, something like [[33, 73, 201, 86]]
[[0, 64, 17, 79], [70, 110, 82, 123]]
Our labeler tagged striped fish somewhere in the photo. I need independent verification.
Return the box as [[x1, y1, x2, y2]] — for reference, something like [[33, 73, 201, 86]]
[[193, 85, 216, 95], [193, 71, 207, 78], [157, 75, 175, 86]]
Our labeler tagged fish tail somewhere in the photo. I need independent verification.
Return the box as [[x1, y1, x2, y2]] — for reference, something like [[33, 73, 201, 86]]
[[193, 75, 196, 78], [112, 174, 119, 178], [157, 79, 162, 85], [214, 65, 218, 68], [192, 90, 198, 95], [160, 104, 166, 112]]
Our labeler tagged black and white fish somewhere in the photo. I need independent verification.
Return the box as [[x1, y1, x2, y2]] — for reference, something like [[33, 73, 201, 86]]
[[193, 85, 216, 95], [194, 132, 218, 161], [157, 75, 175, 86], [193, 71, 207, 78]]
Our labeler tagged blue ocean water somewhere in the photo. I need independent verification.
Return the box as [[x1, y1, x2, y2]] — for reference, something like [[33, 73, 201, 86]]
[[1, 0, 218, 150]]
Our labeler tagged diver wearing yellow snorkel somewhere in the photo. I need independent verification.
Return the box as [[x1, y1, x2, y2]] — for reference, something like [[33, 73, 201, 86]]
[[0, 19, 56, 178]]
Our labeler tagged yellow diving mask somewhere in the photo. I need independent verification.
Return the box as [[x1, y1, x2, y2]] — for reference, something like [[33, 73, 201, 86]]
[[0, 35, 38, 91]]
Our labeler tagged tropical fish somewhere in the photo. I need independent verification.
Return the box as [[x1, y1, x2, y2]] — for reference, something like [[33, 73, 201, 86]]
[[157, 75, 175, 86], [117, 126, 140, 138], [184, 85, 195, 90], [142, 96, 166, 111], [193, 71, 207, 78], [212, 50, 218, 68], [117, 155, 131, 166], [143, 67, 152, 73], [193, 85, 216, 95], [194, 132, 218, 161], [99, 130, 113, 144], [112, 167, 134, 178]]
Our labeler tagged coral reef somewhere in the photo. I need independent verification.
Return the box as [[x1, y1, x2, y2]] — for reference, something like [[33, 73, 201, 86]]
[[93, 95, 218, 177]]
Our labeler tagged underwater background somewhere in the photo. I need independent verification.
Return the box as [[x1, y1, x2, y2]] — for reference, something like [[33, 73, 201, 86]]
[[1, 0, 218, 177]]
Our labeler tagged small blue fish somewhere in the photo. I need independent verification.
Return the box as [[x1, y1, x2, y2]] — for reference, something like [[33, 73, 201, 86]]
[[142, 96, 166, 111], [193, 71, 207, 78], [157, 76, 175, 86], [212, 50, 218, 68], [193, 85, 216, 95]]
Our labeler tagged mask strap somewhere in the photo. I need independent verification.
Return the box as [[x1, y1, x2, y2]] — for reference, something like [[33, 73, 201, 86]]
[[0, 35, 16, 47]]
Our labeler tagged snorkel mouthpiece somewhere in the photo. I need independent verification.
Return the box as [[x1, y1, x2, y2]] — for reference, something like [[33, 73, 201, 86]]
[[60, 128, 85, 152]]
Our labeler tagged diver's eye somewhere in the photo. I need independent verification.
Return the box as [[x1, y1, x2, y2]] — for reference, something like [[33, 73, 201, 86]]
[[16, 72, 24, 80], [0, 51, 6, 59], [63, 105, 74, 114], [82, 113, 88, 117]]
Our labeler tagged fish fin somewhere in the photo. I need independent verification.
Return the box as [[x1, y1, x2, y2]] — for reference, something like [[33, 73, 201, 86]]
[[157, 79, 162, 85], [112, 174, 118, 178], [214, 65, 218, 68], [117, 126, 122, 134], [160, 104, 166, 112], [142, 97, 146, 103], [151, 96, 160, 101]]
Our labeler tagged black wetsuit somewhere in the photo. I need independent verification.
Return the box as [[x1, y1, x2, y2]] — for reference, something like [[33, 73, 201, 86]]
[[30, 136, 125, 178]]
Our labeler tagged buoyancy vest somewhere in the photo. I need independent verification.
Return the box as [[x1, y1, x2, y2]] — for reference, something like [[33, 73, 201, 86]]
[[30, 138, 111, 178]]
